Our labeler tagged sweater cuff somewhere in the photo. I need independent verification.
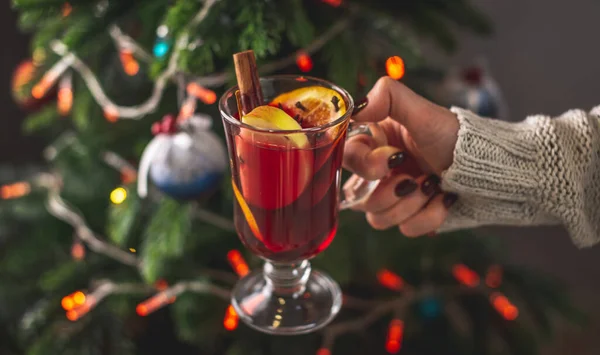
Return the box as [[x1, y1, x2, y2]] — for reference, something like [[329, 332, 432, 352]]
[[441, 107, 541, 203]]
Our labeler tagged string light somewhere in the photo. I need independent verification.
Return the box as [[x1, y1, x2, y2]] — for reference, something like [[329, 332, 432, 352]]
[[31, 54, 74, 99], [71, 240, 85, 261], [119, 49, 140, 76], [33, 48, 47, 66], [153, 38, 171, 59], [57, 74, 73, 116], [316, 349, 331, 355], [223, 305, 239, 331], [485, 265, 503, 288], [296, 51, 313, 73], [385, 319, 404, 354], [61, 295, 75, 311], [186, 83, 217, 104], [178, 96, 197, 120], [155, 279, 168, 291], [227, 250, 250, 277], [136, 292, 169, 316], [386, 56, 405, 80], [490, 292, 519, 321], [1, 182, 31, 200], [73, 291, 86, 306], [452, 264, 480, 288], [121, 167, 137, 184], [322, 0, 342, 7], [62, 3, 72, 17], [110, 187, 127, 204], [377, 269, 405, 291], [104, 106, 119, 122], [66, 296, 97, 322]]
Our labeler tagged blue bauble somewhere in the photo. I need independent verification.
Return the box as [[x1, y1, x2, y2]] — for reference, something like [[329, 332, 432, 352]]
[[458, 87, 500, 118], [148, 128, 227, 200], [419, 297, 442, 319]]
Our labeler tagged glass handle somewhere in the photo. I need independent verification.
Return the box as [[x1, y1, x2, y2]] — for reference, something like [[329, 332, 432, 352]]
[[339, 122, 382, 210]]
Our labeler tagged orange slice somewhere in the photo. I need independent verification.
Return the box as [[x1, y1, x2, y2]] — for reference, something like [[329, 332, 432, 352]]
[[232, 179, 264, 242], [270, 86, 347, 129]]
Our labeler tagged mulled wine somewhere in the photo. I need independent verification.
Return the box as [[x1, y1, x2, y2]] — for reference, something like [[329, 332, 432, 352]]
[[228, 126, 347, 262]]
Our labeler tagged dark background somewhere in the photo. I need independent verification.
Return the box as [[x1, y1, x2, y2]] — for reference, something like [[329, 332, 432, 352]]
[[2, 0, 600, 353]]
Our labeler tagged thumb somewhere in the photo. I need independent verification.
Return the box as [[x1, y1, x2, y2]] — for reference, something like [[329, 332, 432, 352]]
[[353, 77, 459, 173]]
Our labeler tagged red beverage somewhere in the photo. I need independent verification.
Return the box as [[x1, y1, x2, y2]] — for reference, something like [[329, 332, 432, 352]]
[[228, 130, 347, 262]]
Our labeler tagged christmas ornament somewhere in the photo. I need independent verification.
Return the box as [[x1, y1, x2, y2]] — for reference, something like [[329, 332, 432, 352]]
[[138, 114, 227, 200], [437, 59, 508, 120]]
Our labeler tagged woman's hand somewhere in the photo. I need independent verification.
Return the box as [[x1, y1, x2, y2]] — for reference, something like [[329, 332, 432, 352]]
[[343, 77, 460, 236]]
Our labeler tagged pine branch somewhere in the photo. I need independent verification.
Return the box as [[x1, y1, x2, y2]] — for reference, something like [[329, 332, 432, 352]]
[[36, 173, 141, 268]]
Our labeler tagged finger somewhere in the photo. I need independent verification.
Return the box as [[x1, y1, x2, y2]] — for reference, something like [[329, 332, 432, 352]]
[[353, 77, 456, 171], [342, 142, 404, 181], [365, 174, 439, 230], [399, 193, 457, 237], [359, 173, 417, 213]]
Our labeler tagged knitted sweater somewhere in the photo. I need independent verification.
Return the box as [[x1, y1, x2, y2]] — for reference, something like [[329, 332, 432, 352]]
[[440, 105, 600, 248]]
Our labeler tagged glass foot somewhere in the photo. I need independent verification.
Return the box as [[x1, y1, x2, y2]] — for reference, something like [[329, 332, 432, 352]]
[[231, 260, 343, 335]]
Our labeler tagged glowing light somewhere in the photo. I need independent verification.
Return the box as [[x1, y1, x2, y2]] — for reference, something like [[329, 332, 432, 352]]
[[316, 349, 331, 355], [385, 319, 404, 354], [31, 80, 50, 99], [452, 264, 480, 288], [65, 296, 97, 321], [155, 279, 168, 291], [377, 269, 404, 291], [485, 265, 503, 288], [227, 250, 250, 277], [322, 0, 342, 7], [1, 182, 31, 200], [153, 39, 170, 58], [110, 187, 127, 205], [223, 305, 239, 331], [136, 292, 169, 316], [186, 83, 217, 104], [296, 52, 313, 73], [104, 106, 119, 122], [129, 248, 136, 253], [490, 292, 519, 320], [179, 97, 197, 120], [33, 48, 47, 65], [57, 87, 73, 116], [386, 56, 405, 80], [61, 296, 75, 311], [62, 3, 72, 17], [121, 168, 137, 184], [71, 241, 85, 261], [119, 50, 140, 76], [73, 291, 86, 306]]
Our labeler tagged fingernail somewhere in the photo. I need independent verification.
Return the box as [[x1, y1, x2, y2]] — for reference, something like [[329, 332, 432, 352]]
[[394, 179, 418, 197], [443, 193, 458, 208], [388, 152, 405, 169], [352, 97, 369, 115], [421, 175, 440, 196]]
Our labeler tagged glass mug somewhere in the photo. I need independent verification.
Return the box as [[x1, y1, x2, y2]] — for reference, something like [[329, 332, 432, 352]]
[[219, 75, 380, 335]]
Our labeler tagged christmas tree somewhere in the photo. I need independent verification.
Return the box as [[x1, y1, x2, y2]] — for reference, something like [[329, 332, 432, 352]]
[[2, 0, 585, 354]]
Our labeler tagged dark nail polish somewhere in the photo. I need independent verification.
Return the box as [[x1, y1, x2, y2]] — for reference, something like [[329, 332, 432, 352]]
[[443, 193, 458, 208], [421, 175, 440, 196], [395, 179, 418, 197], [352, 97, 369, 115], [388, 152, 405, 169]]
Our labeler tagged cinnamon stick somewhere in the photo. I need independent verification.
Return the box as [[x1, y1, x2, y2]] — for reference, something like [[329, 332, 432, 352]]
[[233, 50, 264, 115]]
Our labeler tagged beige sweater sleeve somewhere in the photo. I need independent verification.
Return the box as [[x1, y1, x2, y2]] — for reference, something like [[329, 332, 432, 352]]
[[440, 105, 600, 248]]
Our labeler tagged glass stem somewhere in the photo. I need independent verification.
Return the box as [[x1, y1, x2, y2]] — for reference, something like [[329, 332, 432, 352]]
[[263, 260, 311, 297]]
